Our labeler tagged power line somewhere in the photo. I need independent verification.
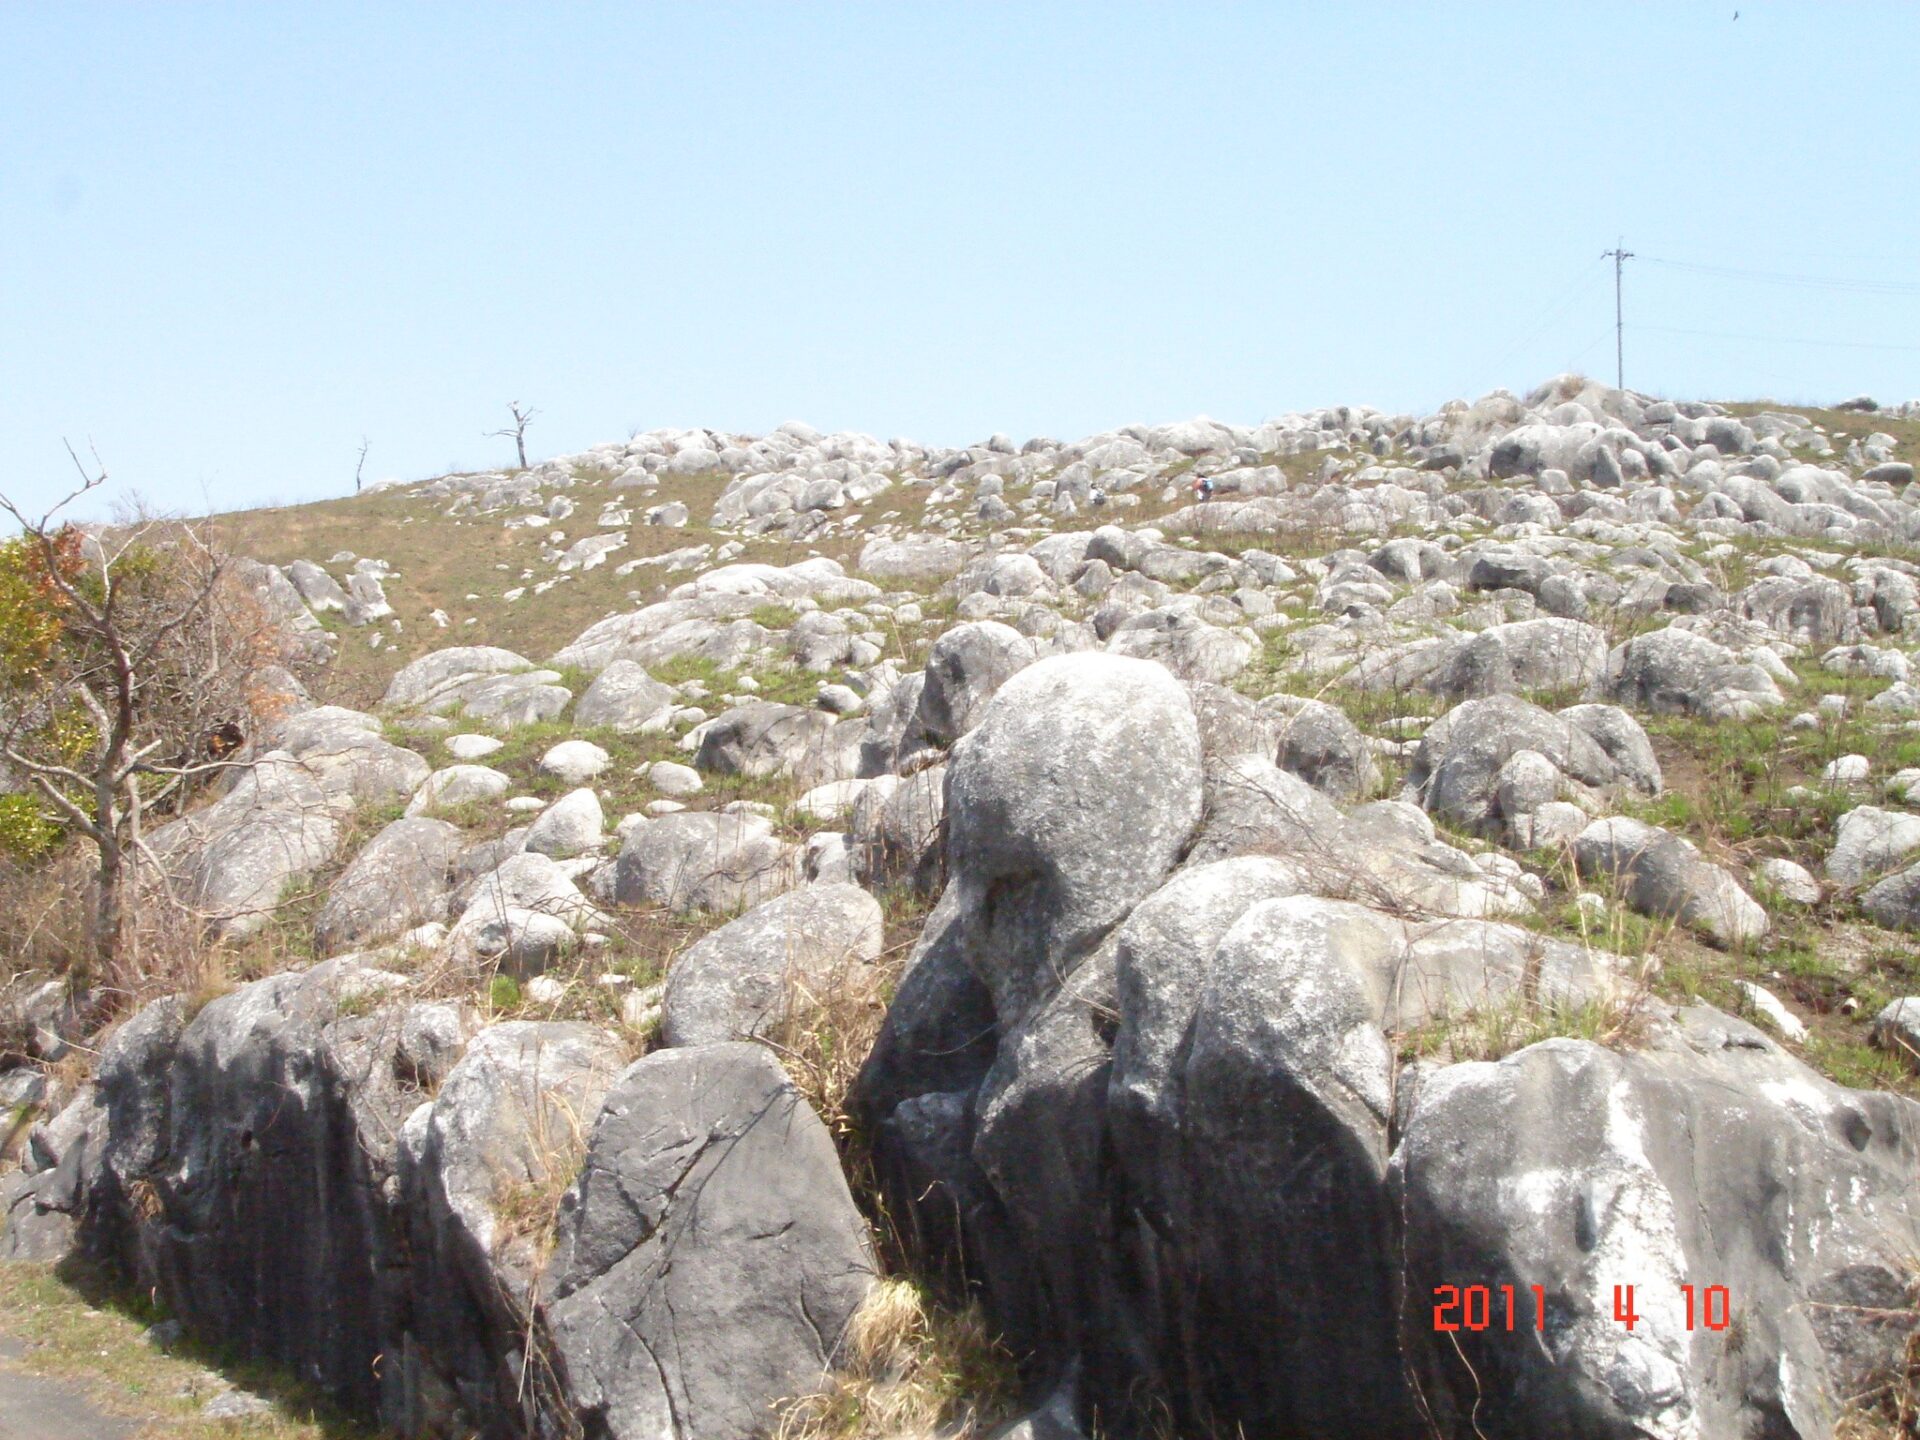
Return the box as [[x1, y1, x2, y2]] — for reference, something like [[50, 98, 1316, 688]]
[[1635, 322, 1920, 353], [1477, 255, 1609, 391], [1640, 255, 1920, 297]]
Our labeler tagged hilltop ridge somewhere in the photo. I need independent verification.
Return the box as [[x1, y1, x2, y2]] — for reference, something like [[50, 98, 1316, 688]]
[[8, 373, 1920, 1437]]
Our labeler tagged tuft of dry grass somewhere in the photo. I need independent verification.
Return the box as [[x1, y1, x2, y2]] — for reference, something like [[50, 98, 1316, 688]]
[[490, 1086, 595, 1265], [771, 1278, 1018, 1440], [761, 953, 896, 1150], [1832, 1292, 1920, 1438]]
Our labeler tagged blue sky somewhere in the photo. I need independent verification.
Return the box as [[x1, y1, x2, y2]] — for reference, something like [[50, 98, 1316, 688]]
[[4, 3, 1917, 519]]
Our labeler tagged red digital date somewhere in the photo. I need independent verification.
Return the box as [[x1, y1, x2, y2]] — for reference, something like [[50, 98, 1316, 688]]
[[1433, 1283, 1733, 1332], [1431, 1283, 1545, 1332]]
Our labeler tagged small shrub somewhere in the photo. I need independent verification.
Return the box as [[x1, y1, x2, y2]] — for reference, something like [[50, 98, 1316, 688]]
[[0, 794, 61, 862]]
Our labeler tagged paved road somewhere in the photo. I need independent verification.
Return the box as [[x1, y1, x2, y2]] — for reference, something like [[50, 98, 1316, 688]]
[[0, 1335, 134, 1440]]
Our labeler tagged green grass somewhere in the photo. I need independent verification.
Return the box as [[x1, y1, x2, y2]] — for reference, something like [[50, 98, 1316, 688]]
[[749, 603, 801, 631], [1395, 990, 1650, 1066], [0, 1260, 387, 1438], [1512, 890, 1674, 961]]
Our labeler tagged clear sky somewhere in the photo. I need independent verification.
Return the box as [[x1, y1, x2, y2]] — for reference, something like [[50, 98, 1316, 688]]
[[4, 3, 1918, 520]]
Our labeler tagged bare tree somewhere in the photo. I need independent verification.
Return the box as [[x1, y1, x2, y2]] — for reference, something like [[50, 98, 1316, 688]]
[[0, 445, 280, 980], [355, 436, 370, 493], [489, 401, 539, 470]]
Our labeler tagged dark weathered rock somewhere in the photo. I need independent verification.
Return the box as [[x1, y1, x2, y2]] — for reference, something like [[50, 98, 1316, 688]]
[[1606, 626, 1784, 718], [905, 620, 1040, 755], [850, 764, 946, 893], [695, 702, 851, 785], [573, 659, 677, 732], [1863, 863, 1920, 930], [546, 1043, 876, 1440], [403, 1019, 629, 1435], [106, 964, 433, 1424], [1266, 696, 1379, 800], [1405, 694, 1656, 841]]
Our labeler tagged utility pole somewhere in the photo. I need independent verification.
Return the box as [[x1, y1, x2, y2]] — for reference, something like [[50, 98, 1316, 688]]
[[1602, 242, 1634, 390]]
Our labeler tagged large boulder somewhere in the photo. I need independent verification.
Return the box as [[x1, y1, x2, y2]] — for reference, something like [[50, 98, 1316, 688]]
[[381, 646, 574, 728], [1606, 627, 1785, 718], [1392, 1010, 1920, 1438], [1862, 863, 1920, 930], [1184, 753, 1347, 872], [523, 788, 606, 858], [449, 850, 602, 935], [1106, 857, 1312, 1199], [851, 765, 946, 893], [1266, 697, 1379, 800], [694, 702, 853, 786], [660, 883, 884, 1046], [1105, 608, 1256, 684], [1429, 617, 1609, 701], [572, 659, 678, 732], [944, 653, 1204, 1025], [1191, 682, 1279, 763], [1827, 805, 1920, 887], [406, 763, 511, 817], [546, 1044, 877, 1440], [314, 815, 461, 953], [551, 595, 775, 674], [904, 621, 1040, 754], [857, 534, 974, 583], [403, 1019, 630, 1431], [146, 753, 349, 939], [285, 559, 348, 613], [266, 705, 431, 806], [383, 646, 542, 709], [2, 994, 187, 1265], [866, 859, 1626, 1438], [1347, 619, 1608, 702], [1573, 816, 1769, 946], [1739, 574, 1860, 647], [87, 963, 462, 1423], [613, 810, 800, 913], [1404, 695, 1658, 843]]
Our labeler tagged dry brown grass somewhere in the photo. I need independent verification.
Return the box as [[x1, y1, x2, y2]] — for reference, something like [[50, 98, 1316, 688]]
[[771, 1278, 1018, 1440], [0, 846, 238, 1041], [490, 1084, 596, 1266], [206, 466, 904, 709], [758, 887, 933, 1175], [1833, 1302, 1920, 1439]]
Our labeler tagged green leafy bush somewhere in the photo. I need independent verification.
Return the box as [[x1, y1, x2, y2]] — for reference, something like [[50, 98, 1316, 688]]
[[0, 793, 61, 861]]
